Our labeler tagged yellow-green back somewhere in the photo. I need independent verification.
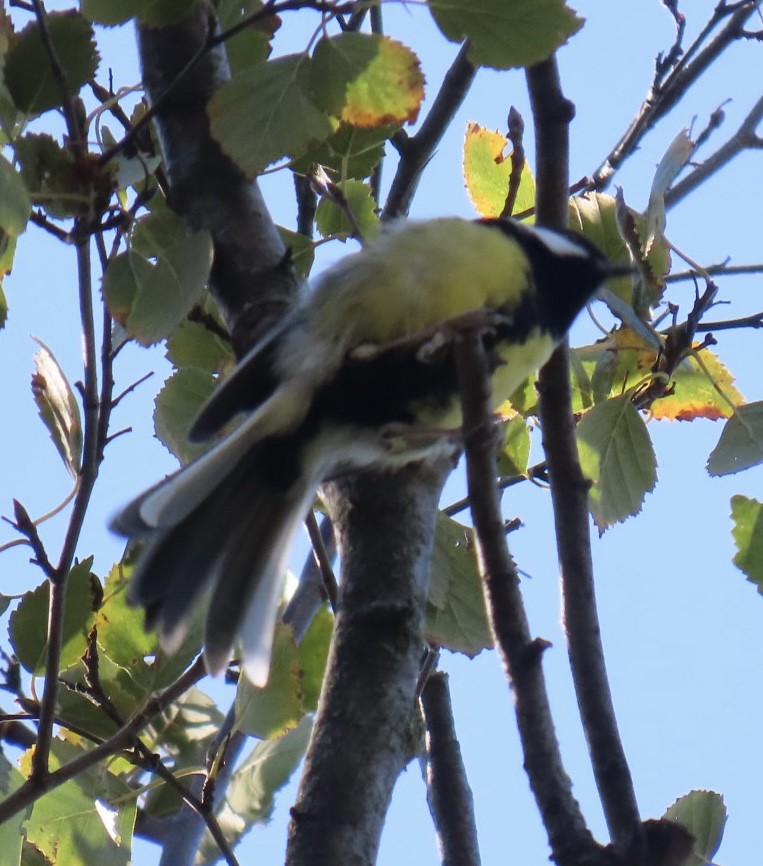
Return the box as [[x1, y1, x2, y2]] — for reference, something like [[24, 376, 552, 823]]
[[309, 219, 534, 345]]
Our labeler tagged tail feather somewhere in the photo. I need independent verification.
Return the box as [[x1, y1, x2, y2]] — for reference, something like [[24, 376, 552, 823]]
[[202, 476, 316, 680], [111, 378, 314, 539], [120, 432, 320, 685]]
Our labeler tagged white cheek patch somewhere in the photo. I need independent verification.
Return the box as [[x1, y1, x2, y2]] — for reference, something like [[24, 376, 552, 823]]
[[530, 226, 588, 259]]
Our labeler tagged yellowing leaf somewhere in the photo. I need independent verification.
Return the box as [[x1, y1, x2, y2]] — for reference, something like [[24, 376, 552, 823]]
[[312, 34, 424, 128], [653, 349, 742, 421], [463, 122, 535, 218], [572, 329, 742, 421]]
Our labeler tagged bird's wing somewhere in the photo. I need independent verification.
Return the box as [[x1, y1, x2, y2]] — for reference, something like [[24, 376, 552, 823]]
[[188, 315, 295, 443], [112, 375, 315, 537]]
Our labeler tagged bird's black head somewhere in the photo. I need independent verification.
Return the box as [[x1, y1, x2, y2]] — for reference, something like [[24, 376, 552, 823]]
[[481, 218, 629, 339]]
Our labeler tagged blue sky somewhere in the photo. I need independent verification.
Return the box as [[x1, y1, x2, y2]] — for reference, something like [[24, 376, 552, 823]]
[[1, 2, 762, 863]]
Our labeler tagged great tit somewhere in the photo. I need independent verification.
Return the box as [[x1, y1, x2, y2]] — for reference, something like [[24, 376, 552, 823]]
[[112, 216, 620, 685]]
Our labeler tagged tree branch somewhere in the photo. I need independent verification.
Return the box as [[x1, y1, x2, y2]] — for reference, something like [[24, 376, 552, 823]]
[[383, 42, 476, 220], [286, 460, 453, 866], [136, 3, 297, 354], [420, 671, 481, 866], [454, 328, 600, 866], [528, 58, 641, 855]]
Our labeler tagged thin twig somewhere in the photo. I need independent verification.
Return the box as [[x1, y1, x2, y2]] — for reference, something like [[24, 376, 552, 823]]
[[665, 94, 763, 207], [666, 261, 763, 282], [593, 0, 760, 188], [501, 106, 526, 218], [9, 500, 56, 578], [443, 461, 549, 517], [305, 510, 338, 612], [695, 311, 763, 331], [282, 513, 336, 641], [30, 0, 85, 156], [0, 658, 208, 824], [654, 0, 686, 82]]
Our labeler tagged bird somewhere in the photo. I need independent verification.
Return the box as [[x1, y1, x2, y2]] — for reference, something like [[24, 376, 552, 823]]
[[112, 216, 624, 686]]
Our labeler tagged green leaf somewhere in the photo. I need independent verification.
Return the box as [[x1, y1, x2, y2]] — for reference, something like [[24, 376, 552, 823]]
[[5, 11, 99, 116], [576, 395, 657, 532], [20, 734, 136, 865], [233, 610, 330, 740], [9, 558, 97, 675], [315, 179, 379, 241], [311, 34, 424, 128], [234, 623, 308, 740], [14, 132, 113, 219], [0, 238, 14, 328], [14, 132, 75, 217], [294, 605, 332, 712], [427, 513, 492, 655], [497, 414, 530, 477], [707, 401, 763, 476], [291, 122, 398, 182], [0, 152, 31, 237], [208, 53, 333, 176], [569, 192, 632, 304], [0, 752, 28, 866], [95, 562, 156, 671], [463, 121, 535, 218], [428, 0, 584, 69], [730, 495, 763, 593], [277, 226, 315, 279], [31, 338, 83, 477], [196, 717, 312, 865], [154, 366, 218, 463], [102, 212, 213, 346], [81, 0, 198, 26], [151, 686, 225, 759], [218, 0, 279, 73], [663, 790, 726, 866], [166, 318, 233, 373]]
